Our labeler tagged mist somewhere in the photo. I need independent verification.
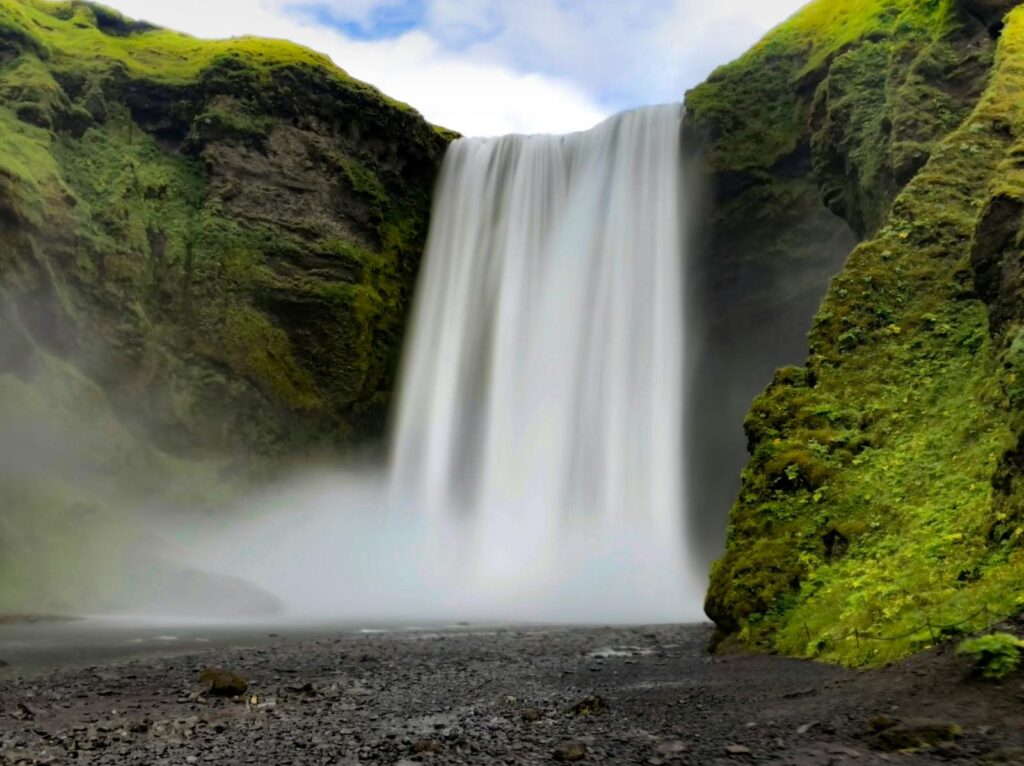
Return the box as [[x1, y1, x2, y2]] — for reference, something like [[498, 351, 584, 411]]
[[159, 467, 704, 626]]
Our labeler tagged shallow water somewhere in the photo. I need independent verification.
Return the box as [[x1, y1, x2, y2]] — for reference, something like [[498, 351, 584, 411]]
[[0, 617, 464, 674]]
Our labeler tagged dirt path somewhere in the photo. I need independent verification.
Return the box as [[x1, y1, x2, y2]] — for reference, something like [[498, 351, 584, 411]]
[[0, 623, 1022, 765]]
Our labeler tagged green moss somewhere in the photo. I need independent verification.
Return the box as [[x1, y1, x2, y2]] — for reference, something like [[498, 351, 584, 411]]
[[221, 305, 320, 411], [686, 0, 992, 236], [0, 105, 62, 223], [708, 4, 1024, 666]]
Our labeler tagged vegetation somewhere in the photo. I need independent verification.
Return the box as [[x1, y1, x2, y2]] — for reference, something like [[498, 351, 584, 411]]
[[957, 632, 1024, 678], [0, 0, 450, 611], [702, 1, 1024, 666]]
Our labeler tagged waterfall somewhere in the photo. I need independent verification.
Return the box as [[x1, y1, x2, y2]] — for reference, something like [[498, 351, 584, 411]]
[[176, 105, 704, 625], [390, 104, 702, 621]]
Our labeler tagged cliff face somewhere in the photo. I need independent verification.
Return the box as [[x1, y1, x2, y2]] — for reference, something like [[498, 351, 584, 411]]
[[0, 0, 450, 611], [696, 0, 1024, 665], [0, 0, 450, 462]]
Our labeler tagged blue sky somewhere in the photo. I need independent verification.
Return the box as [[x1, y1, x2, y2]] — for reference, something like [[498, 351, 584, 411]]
[[107, 0, 809, 135]]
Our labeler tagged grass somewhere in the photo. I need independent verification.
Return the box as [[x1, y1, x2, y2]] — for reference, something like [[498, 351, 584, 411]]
[[0, 0, 418, 112]]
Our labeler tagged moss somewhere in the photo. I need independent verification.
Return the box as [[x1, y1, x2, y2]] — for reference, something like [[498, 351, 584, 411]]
[[221, 305, 320, 411], [707, 3, 1024, 666], [687, 0, 994, 237], [0, 0, 452, 608]]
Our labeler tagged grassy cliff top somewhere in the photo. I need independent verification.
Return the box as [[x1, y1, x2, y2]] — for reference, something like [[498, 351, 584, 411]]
[[0, 0, 417, 110], [686, 0, 962, 171]]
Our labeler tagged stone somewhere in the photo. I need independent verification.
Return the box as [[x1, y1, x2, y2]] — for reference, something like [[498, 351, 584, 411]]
[[198, 668, 249, 698], [554, 742, 588, 762], [656, 740, 689, 755], [871, 719, 962, 752], [412, 739, 444, 755], [725, 744, 752, 755], [569, 694, 607, 717]]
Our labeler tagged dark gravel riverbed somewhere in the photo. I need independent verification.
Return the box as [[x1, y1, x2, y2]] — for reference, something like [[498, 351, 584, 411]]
[[1, 622, 1023, 765]]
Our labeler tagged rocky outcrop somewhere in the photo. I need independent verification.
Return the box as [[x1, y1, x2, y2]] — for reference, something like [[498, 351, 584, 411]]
[[0, 0, 451, 463], [0, 0, 450, 613], [695, 0, 1024, 664]]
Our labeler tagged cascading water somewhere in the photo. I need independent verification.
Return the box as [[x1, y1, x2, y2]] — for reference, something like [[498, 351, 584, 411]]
[[389, 104, 702, 621], [175, 104, 704, 625]]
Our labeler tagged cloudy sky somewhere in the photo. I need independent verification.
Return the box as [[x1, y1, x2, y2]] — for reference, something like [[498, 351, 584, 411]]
[[104, 0, 808, 136]]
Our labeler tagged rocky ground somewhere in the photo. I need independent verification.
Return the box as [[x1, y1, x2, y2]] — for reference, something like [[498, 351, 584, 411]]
[[1, 623, 1023, 765]]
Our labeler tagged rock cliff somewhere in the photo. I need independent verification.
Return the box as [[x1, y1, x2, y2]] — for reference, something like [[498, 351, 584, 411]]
[[695, 0, 1024, 664], [0, 0, 450, 611]]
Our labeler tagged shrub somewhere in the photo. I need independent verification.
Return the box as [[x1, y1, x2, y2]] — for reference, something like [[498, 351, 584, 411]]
[[957, 633, 1024, 679]]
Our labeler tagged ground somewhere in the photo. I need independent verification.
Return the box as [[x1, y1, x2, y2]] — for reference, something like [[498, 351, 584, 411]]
[[1, 623, 1023, 765]]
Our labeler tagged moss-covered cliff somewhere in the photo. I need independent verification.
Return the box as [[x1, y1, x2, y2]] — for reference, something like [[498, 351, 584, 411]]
[[697, 0, 1024, 665], [0, 0, 450, 461], [0, 0, 451, 611]]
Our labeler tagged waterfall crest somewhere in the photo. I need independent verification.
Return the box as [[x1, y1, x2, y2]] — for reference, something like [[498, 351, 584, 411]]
[[391, 104, 701, 620]]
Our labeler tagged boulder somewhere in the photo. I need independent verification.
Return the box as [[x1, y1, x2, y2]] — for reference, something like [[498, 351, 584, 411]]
[[553, 742, 587, 762], [199, 668, 249, 698], [870, 718, 962, 752]]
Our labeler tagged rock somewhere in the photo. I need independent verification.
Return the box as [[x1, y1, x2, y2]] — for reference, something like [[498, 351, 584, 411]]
[[871, 719, 962, 752], [725, 744, 752, 755], [656, 740, 689, 755], [828, 745, 861, 757], [984, 748, 1024, 763], [521, 707, 544, 722], [960, 0, 1023, 28], [568, 694, 608, 717], [11, 703, 35, 721], [198, 668, 249, 698], [868, 715, 898, 732], [412, 739, 444, 755], [553, 742, 588, 762]]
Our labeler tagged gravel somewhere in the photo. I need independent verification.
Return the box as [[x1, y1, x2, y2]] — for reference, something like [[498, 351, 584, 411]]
[[1, 623, 1022, 765]]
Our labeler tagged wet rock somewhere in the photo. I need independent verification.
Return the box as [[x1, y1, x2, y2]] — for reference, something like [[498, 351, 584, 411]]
[[553, 742, 588, 761], [984, 748, 1024, 763], [871, 718, 962, 752], [569, 694, 607, 717], [868, 715, 898, 732], [412, 739, 444, 754], [960, 0, 1022, 29], [656, 740, 689, 755], [198, 668, 249, 698], [521, 707, 544, 722]]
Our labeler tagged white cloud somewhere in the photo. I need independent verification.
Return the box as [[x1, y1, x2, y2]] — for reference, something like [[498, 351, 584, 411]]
[[101, 0, 809, 136]]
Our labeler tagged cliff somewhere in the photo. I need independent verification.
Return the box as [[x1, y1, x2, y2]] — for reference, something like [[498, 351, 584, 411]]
[[695, 0, 1024, 664], [0, 0, 450, 611]]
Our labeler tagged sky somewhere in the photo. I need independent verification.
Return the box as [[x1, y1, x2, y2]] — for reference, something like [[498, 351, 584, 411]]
[[103, 0, 809, 137]]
